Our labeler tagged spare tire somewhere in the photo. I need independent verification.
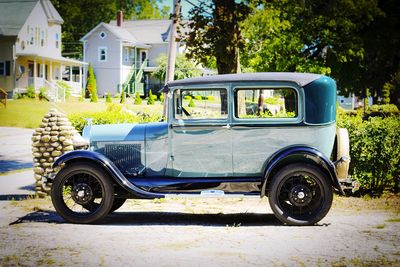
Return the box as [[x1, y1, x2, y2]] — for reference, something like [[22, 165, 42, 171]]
[[336, 128, 350, 179]]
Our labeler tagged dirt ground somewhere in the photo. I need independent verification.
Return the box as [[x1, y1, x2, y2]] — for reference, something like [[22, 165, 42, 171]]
[[0, 196, 399, 267]]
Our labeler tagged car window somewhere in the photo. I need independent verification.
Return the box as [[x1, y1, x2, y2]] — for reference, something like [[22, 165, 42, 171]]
[[235, 88, 298, 119], [174, 89, 228, 120]]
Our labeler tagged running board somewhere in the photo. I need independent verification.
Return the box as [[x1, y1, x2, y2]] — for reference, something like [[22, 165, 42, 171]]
[[164, 190, 260, 198]]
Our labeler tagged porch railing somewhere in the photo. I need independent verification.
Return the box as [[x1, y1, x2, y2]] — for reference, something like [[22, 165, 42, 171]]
[[0, 87, 7, 108]]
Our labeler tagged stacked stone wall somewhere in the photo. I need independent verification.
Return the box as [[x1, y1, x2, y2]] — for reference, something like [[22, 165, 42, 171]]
[[31, 109, 75, 197]]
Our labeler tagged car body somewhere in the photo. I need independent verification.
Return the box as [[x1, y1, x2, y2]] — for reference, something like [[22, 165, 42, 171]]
[[47, 72, 349, 225]]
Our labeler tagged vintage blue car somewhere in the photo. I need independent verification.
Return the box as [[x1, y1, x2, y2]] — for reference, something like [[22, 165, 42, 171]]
[[47, 73, 350, 226]]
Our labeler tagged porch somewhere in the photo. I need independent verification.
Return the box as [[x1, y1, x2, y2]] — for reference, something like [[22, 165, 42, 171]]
[[15, 54, 87, 100]]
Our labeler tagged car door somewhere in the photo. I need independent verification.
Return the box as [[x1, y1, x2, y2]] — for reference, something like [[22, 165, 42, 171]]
[[169, 86, 232, 178]]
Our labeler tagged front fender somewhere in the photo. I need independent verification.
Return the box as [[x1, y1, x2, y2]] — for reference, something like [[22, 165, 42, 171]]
[[261, 146, 344, 197], [52, 150, 164, 199]]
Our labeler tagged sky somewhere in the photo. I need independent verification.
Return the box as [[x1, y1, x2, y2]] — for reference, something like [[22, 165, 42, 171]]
[[160, 0, 201, 18]]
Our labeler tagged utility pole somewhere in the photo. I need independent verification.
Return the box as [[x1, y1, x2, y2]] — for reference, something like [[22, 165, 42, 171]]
[[162, 0, 181, 118]]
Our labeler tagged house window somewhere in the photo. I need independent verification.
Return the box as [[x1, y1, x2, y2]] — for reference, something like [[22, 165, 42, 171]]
[[130, 49, 135, 62], [98, 47, 107, 62], [0, 61, 11, 76], [123, 47, 129, 63], [30, 27, 34, 45], [0, 61, 5, 76], [141, 51, 147, 63], [99, 31, 107, 39], [41, 30, 45, 47], [55, 33, 59, 48]]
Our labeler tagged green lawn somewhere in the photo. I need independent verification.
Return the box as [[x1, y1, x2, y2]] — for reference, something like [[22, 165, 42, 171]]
[[0, 98, 163, 129]]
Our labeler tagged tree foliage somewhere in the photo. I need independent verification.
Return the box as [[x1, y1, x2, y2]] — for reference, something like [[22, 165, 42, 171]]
[[153, 53, 201, 81], [183, 0, 250, 74]]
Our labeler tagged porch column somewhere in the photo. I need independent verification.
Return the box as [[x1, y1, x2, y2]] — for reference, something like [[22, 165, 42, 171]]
[[33, 57, 37, 88], [69, 65, 72, 82], [79, 66, 82, 88], [59, 64, 63, 80]]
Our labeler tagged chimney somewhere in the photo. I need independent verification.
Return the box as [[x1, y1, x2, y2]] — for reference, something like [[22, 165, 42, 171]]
[[117, 10, 123, 27]]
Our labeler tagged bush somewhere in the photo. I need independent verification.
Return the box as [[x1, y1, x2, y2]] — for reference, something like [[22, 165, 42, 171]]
[[68, 109, 161, 133], [159, 93, 164, 102], [105, 92, 112, 103], [194, 95, 202, 100], [134, 92, 142, 104], [337, 112, 400, 195], [188, 98, 195, 107], [147, 90, 155, 105], [184, 95, 192, 100], [26, 86, 36, 99], [38, 87, 49, 101], [205, 95, 215, 101], [86, 64, 98, 102]]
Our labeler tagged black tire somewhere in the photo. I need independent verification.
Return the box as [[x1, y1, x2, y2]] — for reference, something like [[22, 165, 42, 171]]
[[109, 198, 126, 213], [51, 162, 114, 224], [268, 163, 333, 226]]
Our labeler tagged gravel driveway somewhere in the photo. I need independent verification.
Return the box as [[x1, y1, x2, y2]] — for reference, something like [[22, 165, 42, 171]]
[[0, 197, 399, 266]]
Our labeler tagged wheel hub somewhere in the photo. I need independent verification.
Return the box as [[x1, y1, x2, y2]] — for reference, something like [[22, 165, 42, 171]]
[[72, 183, 94, 205], [289, 185, 312, 206]]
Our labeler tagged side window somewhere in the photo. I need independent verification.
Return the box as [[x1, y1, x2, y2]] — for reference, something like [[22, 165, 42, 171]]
[[235, 88, 298, 119], [98, 47, 107, 62], [174, 89, 228, 120], [0, 61, 5, 76]]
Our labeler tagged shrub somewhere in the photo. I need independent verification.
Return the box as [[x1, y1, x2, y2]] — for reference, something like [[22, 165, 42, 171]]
[[79, 88, 85, 102], [86, 64, 98, 102], [105, 92, 112, 103], [159, 93, 164, 102], [68, 109, 161, 133], [26, 86, 36, 99], [337, 112, 400, 195], [184, 95, 192, 100], [194, 95, 202, 100], [188, 98, 195, 107], [120, 91, 126, 104], [147, 90, 155, 105], [38, 87, 49, 101], [134, 92, 142, 104], [206, 95, 215, 101]]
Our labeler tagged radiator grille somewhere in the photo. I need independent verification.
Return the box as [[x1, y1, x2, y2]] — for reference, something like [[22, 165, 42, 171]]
[[104, 144, 143, 176]]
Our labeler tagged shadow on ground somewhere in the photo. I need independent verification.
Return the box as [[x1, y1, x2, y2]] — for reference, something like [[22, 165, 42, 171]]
[[0, 160, 32, 173], [10, 210, 287, 227]]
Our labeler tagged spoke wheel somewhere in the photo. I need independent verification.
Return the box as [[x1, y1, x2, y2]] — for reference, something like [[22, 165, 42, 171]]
[[268, 163, 333, 226], [51, 163, 114, 224]]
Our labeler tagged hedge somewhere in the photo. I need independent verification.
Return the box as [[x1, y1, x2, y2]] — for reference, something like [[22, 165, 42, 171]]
[[337, 112, 400, 195]]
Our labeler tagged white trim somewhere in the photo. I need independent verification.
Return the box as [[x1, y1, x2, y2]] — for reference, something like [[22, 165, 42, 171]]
[[99, 31, 107, 39], [98, 46, 107, 62]]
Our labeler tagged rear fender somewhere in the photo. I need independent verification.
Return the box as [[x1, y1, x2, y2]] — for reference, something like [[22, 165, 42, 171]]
[[52, 150, 164, 199], [261, 146, 344, 197]]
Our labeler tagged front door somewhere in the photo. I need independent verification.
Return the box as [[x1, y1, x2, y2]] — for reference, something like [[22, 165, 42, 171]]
[[170, 87, 232, 177]]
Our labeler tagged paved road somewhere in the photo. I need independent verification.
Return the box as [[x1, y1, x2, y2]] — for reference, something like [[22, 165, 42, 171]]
[[0, 127, 35, 199]]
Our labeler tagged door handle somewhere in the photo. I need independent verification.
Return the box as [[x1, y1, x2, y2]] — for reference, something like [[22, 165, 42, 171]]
[[222, 124, 231, 129]]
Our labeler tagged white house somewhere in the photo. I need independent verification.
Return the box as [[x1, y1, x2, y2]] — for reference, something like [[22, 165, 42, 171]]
[[81, 11, 180, 97], [0, 0, 86, 99]]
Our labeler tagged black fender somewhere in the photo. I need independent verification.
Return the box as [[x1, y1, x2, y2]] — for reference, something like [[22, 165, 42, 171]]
[[52, 150, 164, 199], [261, 145, 344, 197]]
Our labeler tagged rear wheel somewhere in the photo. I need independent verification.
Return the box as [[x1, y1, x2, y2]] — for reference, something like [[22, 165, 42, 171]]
[[51, 162, 114, 224], [268, 163, 333, 226], [109, 198, 126, 213]]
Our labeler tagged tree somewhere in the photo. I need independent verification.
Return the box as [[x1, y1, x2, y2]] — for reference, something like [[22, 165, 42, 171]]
[[86, 64, 98, 102], [52, 0, 170, 58], [153, 53, 201, 81], [183, 0, 250, 74]]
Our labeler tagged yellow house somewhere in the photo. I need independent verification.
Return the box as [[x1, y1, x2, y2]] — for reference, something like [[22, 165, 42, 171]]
[[0, 0, 86, 100]]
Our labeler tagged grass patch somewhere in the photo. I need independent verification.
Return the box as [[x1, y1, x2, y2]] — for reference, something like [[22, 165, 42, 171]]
[[385, 218, 400, 223], [333, 194, 400, 213], [376, 224, 386, 229]]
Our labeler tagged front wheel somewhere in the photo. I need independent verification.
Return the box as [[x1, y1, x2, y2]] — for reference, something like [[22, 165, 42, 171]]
[[51, 162, 114, 224], [268, 163, 333, 226]]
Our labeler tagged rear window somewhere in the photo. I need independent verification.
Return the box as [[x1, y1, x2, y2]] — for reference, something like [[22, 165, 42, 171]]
[[234, 88, 298, 119]]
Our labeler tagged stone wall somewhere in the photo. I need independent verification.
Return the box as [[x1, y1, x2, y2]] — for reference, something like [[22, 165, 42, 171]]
[[31, 108, 76, 197]]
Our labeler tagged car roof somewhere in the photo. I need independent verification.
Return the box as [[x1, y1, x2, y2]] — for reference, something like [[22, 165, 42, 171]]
[[164, 72, 322, 91]]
